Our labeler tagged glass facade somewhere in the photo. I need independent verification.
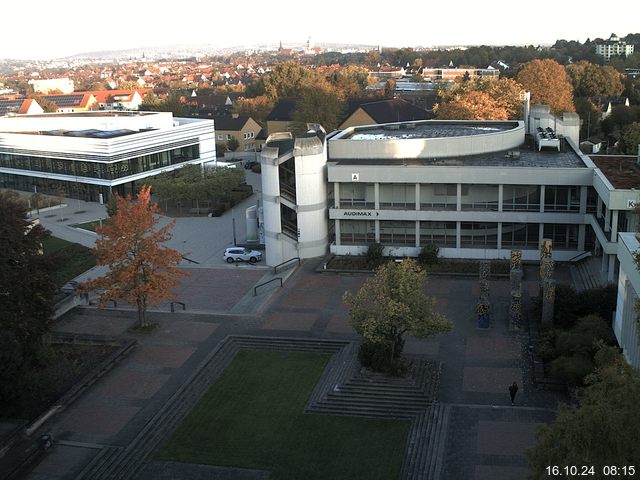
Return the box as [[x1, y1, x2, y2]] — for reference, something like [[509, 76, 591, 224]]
[[0, 144, 199, 181], [501, 223, 540, 248], [502, 185, 540, 211], [461, 185, 499, 211], [340, 220, 375, 245], [339, 183, 375, 208], [379, 183, 415, 209], [421, 184, 457, 210], [543, 224, 579, 250], [544, 186, 580, 212], [460, 222, 498, 248], [419, 221, 456, 247], [379, 220, 415, 245]]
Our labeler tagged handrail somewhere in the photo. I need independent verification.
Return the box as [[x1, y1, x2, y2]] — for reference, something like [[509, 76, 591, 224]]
[[568, 251, 592, 262], [181, 256, 200, 264], [273, 257, 301, 274], [254, 277, 283, 296]]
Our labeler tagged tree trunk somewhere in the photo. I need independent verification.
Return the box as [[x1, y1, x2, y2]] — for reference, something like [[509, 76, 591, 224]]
[[137, 297, 147, 327]]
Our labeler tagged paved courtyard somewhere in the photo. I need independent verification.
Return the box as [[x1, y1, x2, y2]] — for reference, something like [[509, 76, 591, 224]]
[[17, 256, 568, 480]]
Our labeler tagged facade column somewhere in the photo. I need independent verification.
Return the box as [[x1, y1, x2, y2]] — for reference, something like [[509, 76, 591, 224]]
[[374, 183, 380, 210], [578, 224, 586, 251], [538, 223, 545, 249], [334, 219, 341, 246], [457, 183, 462, 211], [415, 183, 420, 211], [601, 249, 608, 273], [498, 184, 503, 212], [611, 210, 619, 240], [456, 221, 461, 249], [597, 196, 603, 219], [415, 220, 420, 247], [334, 183, 340, 208], [579, 186, 587, 214], [539, 185, 545, 213], [608, 254, 616, 282], [605, 207, 611, 233], [375, 220, 380, 242], [497, 223, 503, 250]]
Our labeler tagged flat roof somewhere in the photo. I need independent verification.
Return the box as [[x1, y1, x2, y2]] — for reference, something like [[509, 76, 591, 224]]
[[332, 143, 586, 169], [590, 155, 640, 189], [343, 121, 518, 140], [9, 128, 145, 139], [15, 111, 157, 118]]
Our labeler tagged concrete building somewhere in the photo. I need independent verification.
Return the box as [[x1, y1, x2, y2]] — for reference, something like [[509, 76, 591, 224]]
[[614, 232, 640, 369], [260, 116, 640, 288], [595, 34, 634, 61], [0, 111, 215, 202], [260, 127, 328, 266], [28, 77, 75, 94]]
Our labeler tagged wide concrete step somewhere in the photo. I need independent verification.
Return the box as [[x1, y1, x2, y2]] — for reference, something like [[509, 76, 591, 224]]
[[325, 392, 430, 407]]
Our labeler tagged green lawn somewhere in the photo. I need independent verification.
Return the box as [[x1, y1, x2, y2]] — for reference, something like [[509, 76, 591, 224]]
[[157, 350, 410, 480], [72, 219, 108, 232], [42, 237, 96, 286]]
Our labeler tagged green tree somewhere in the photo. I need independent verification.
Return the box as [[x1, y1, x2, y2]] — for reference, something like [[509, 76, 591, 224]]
[[262, 62, 318, 101], [527, 346, 640, 478], [82, 186, 187, 328], [0, 192, 56, 352], [292, 86, 345, 133], [517, 59, 575, 114], [32, 95, 59, 113], [620, 122, 640, 155], [140, 91, 187, 116], [226, 137, 240, 152], [343, 259, 452, 372]]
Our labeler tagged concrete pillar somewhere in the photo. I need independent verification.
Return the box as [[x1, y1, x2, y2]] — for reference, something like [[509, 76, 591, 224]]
[[334, 183, 340, 208], [497, 223, 503, 250], [498, 184, 503, 212], [335, 219, 341, 246], [538, 223, 545, 249], [597, 196, 603, 219], [578, 224, 586, 251], [456, 184, 462, 211], [611, 210, 619, 240], [415, 220, 420, 247], [456, 221, 461, 249], [579, 186, 587, 214], [608, 254, 616, 283], [374, 183, 380, 209], [415, 183, 420, 211], [375, 220, 380, 242], [541, 279, 556, 325], [539, 185, 545, 213], [605, 207, 611, 232], [601, 250, 607, 273]]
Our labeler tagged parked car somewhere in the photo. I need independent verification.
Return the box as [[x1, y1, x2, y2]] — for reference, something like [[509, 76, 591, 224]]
[[224, 247, 262, 264]]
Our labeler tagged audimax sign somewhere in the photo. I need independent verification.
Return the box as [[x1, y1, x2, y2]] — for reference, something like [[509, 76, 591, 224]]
[[341, 210, 379, 217]]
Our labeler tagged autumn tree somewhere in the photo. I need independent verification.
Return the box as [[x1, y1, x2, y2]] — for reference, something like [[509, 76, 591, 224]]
[[436, 77, 524, 120], [343, 259, 452, 373], [517, 59, 575, 114], [328, 65, 370, 99], [83, 186, 187, 328], [139, 91, 187, 116], [566, 61, 624, 98], [527, 346, 640, 478], [31, 95, 59, 113], [232, 95, 274, 126]]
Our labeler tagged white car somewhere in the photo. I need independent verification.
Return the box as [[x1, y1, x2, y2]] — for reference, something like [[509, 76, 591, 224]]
[[224, 247, 263, 264]]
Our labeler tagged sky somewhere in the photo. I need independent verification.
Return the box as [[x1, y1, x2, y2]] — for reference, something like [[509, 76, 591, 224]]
[[1, 0, 638, 60]]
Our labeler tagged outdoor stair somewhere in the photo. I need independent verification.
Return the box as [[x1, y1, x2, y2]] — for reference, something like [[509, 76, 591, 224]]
[[400, 403, 451, 480], [570, 256, 609, 292]]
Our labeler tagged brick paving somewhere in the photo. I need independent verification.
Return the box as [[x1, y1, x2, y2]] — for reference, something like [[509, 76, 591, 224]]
[[22, 259, 571, 480]]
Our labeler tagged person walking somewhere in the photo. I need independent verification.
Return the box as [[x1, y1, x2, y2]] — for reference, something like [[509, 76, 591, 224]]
[[509, 381, 518, 405]]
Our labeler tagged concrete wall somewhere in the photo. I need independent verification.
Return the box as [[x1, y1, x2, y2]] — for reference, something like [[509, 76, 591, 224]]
[[329, 121, 524, 160], [615, 232, 640, 368]]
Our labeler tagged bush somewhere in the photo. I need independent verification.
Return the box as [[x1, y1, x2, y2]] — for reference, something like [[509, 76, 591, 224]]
[[418, 243, 439, 266], [365, 242, 385, 269], [0, 331, 25, 403], [550, 354, 594, 386], [553, 284, 617, 328], [251, 163, 261, 173], [358, 339, 407, 376]]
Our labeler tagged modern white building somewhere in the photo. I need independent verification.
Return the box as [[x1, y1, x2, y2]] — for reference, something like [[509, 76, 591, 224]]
[[614, 232, 640, 369], [0, 111, 215, 202], [260, 116, 640, 287], [595, 34, 635, 61]]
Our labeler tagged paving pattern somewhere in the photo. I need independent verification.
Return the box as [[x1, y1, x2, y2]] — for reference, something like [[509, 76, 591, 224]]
[[20, 261, 570, 480]]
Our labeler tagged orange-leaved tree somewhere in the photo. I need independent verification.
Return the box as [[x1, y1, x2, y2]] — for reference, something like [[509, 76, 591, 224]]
[[516, 59, 575, 114], [83, 185, 187, 328]]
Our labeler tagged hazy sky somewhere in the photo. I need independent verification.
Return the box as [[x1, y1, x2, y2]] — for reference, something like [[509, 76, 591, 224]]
[[1, 0, 638, 59]]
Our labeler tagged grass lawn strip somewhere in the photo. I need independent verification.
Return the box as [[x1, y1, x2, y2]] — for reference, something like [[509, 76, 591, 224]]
[[157, 349, 410, 480], [42, 237, 96, 286]]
